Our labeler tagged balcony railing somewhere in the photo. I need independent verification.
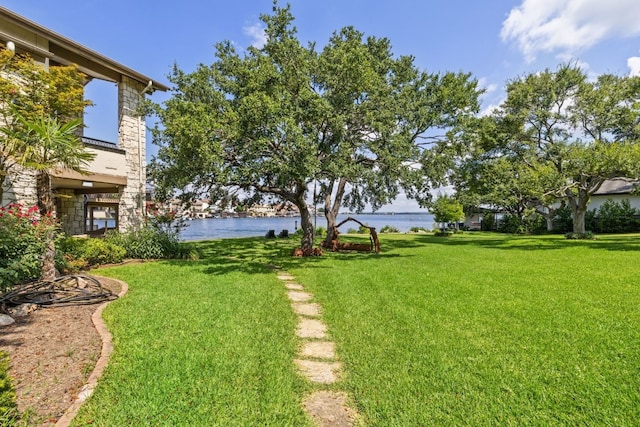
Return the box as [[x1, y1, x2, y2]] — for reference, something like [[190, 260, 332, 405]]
[[81, 136, 125, 154]]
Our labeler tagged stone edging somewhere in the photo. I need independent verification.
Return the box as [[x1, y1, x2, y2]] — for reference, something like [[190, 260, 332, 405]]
[[55, 276, 129, 427]]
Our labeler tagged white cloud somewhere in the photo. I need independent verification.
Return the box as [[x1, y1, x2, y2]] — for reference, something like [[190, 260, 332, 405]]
[[479, 103, 501, 117], [243, 23, 267, 49], [478, 77, 498, 95], [501, 0, 640, 62], [628, 56, 640, 76], [477, 77, 503, 117]]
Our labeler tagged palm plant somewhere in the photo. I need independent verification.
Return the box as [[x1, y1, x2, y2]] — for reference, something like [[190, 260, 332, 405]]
[[15, 113, 95, 214], [12, 112, 95, 280]]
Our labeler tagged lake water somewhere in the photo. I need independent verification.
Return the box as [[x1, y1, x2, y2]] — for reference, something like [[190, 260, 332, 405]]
[[180, 212, 434, 241]]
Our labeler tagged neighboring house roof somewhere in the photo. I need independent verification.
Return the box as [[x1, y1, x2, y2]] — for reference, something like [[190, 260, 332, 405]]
[[593, 178, 639, 196], [0, 6, 168, 92]]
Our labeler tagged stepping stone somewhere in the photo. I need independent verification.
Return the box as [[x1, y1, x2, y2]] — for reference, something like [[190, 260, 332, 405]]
[[277, 274, 295, 281], [303, 391, 355, 427], [301, 341, 335, 359], [287, 291, 313, 302], [291, 302, 321, 317], [285, 283, 304, 290], [296, 318, 327, 339], [295, 359, 341, 384]]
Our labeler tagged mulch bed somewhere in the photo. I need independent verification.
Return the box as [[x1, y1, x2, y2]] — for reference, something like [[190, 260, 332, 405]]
[[0, 277, 121, 426]]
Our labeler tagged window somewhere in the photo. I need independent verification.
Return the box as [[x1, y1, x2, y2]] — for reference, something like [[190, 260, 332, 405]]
[[85, 202, 118, 236]]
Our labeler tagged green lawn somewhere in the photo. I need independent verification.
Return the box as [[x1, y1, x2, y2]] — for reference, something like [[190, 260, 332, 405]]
[[72, 239, 312, 426], [75, 233, 640, 426]]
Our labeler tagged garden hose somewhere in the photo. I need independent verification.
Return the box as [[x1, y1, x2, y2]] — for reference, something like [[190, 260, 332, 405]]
[[0, 275, 117, 307]]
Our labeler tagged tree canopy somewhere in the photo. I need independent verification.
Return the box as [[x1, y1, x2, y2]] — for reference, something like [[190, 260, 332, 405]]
[[455, 64, 640, 234], [430, 194, 464, 229], [149, 3, 481, 250]]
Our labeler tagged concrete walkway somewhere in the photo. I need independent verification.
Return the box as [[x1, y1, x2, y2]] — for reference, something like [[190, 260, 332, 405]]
[[276, 272, 356, 426]]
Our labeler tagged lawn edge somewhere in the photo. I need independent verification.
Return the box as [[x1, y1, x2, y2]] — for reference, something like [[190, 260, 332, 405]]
[[55, 275, 129, 427]]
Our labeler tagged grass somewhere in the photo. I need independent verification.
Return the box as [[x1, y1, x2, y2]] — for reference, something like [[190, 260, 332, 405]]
[[74, 233, 640, 426], [72, 239, 311, 426], [288, 233, 640, 425]]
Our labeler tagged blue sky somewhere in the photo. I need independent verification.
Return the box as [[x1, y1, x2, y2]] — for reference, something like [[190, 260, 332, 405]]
[[4, 0, 640, 211]]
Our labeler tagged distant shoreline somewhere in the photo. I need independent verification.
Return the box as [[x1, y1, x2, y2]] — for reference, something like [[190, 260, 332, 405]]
[[181, 212, 434, 241]]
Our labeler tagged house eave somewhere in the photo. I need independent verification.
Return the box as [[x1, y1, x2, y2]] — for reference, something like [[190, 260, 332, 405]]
[[0, 6, 169, 92]]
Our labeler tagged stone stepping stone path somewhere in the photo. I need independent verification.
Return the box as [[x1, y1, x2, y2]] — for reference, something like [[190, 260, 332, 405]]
[[276, 272, 356, 426]]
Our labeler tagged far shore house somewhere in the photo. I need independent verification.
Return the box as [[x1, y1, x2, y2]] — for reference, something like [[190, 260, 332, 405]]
[[0, 7, 168, 236]]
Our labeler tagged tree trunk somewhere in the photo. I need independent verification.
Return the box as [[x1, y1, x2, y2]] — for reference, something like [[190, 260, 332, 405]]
[[36, 171, 53, 216], [572, 207, 586, 234], [0, 171, 6, 205], [36, 171, 56, 280], [568, 190, 589, 234], [294, 190, 314, 253], [323, 178, 347, 247], [40, 230, 56, 281], [545, 216, 554, 232]]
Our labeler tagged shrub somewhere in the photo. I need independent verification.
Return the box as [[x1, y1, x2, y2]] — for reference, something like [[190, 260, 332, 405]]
[[56, 236, 89, 274], [0, 204, 61, 292], [0, 351, 19, 425], [434, 229, 453, 237], [106, 228, 165, 259], [408, 226, 428, 233], [592, 199, 639, 233], [357, 225, 370, 234], [528, 214, 548, 235], [380, 225, 399, 233], [56, 236, 125, 271], [497, 213, 546, 235], [480, 213, 496, 231], [314, 226, 327, 237], [554, 200, 640, 235], [564, 231, 596, 240], [82, 239, 126, 266], [105, 216, 197, 260], [585, 209, 597, 232], [497, 214, 527, 234], [552, 205, 573, 233]]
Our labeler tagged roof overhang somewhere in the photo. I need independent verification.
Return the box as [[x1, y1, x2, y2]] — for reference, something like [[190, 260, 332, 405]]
[[593, 178, 639, 196], [0, 6, 169, 92], [51, 169, 127, 195]]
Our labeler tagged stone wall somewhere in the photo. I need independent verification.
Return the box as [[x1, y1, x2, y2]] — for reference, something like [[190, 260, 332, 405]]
[[2, 165, 38, 207], [55, 189, 85, 235], [117, 76, 147, 231]]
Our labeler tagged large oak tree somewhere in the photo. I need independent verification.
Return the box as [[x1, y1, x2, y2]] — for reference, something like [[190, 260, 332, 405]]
[[457, 65, 640, 234], [149, 3, 480, 251]]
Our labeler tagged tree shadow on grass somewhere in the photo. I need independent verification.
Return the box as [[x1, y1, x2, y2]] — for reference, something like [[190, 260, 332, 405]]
[[164, 232, 639, 277], [167, 236, 406, 276]]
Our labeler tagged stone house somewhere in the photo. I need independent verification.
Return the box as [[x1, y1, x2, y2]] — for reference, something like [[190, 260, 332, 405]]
[[0, 6, 168, 236]]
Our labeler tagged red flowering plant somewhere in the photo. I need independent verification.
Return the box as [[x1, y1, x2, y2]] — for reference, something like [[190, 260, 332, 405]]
[[0, 203, 61, 291]]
